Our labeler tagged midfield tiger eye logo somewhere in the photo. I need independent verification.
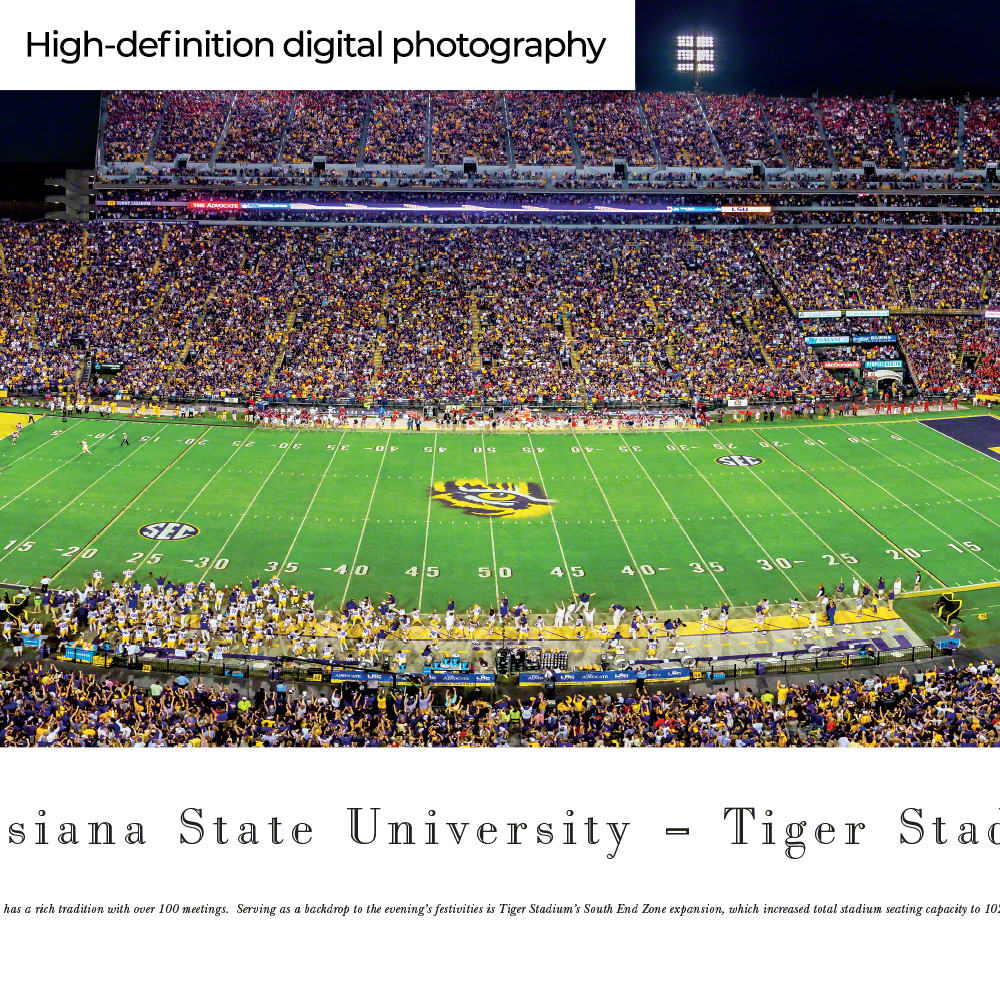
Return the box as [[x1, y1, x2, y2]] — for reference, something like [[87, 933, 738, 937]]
[[429, 479, 555, 519]]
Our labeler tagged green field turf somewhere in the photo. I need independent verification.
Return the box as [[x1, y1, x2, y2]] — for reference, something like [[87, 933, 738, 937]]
[[2, 413, 1000, 615]]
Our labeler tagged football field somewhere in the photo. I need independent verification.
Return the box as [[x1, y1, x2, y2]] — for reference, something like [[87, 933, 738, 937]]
[[2, 412, 1000, 614]]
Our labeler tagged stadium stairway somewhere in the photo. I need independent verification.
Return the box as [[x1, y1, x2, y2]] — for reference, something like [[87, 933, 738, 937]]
[[754, 95, 791, 169], [77, 352, 92, 388], [979, 268, 992, 305], [97, 93, 109, 164], [77, 230, 88, 276], [893, 316, 919, 384], [148, 230, 169, 277], [740, 309, 777, 371], [210, 93, 240, 165], [880, 246, 901, 304], [469, 297, 483, 370], [811, 101, 838, 169], [957, 104, 966, 171], [145, 96, 171, 166], [275, 92, 300, 166], [423, 94, 433, 168], [355, 93, 373, 169], [377, 290, 388, 331], [500, 94, 517, 170], [635, 98, 663, 168], [273, 300, 301, 383], [890, 101, 908, 169], [561, 308, 581, 372], [175, 335, 193, 369], [645, 297, 668, 347], [0, 240, 6, 275], [743, 233, 796, 316], [694, 92, 729, 169], [565, 102, 585, 169]]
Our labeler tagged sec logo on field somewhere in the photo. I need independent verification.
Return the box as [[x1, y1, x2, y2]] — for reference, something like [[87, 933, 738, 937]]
[[138, 521, 200, 541], [715, 455, 763, 467]]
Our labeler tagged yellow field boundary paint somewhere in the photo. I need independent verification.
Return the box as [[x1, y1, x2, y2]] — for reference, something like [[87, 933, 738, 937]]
[[0, 413, 39, 441], [907, 581, 1000, 599]]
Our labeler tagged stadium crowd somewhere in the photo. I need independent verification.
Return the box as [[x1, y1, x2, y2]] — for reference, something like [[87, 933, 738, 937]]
[[566, 92, 656, 166], [154, 90, 231, 162], [641, 92, 721, 167], [701, 94, 784, 167], [0, 645, 994, 747], [431, 92, 507, 165], [2, 222, 999, 404], [817, 98, 902, 169], [0, 554, 990, 749], [99, 91, 996, 178], [365, 91, 428, 165], [219, 91, 295, 164]]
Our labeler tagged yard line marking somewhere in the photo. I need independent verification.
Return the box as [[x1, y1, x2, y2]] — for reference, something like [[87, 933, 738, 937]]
[[341, 432, 393, 606], [139, 427, 261, 569], [622, 433, 730, 603], [811, 426, 1000, 576], [765, 428, 946, 586], [778, 426, 976, 587], [479, 432, 501, 605], [200, 430, 301, 584], [281, 430, 347, 571], [0, 416, 67, 471], [51, 426, 213, 582], [570, 432, 655, 607], [0, 421, 110, 514], [418, 433, 439, 608], [706, 428, 859, 588], [669, 435, 806, 599], [833, 424, 1000, 534], [526, 432, 575, 599], [0, 432, 164, 574]]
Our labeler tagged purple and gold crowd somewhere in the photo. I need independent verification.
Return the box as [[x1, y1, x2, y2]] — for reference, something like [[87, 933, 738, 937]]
[[2, 222, 999, 404], [100, 90, 998, 169], [1, 653, 998, 746]]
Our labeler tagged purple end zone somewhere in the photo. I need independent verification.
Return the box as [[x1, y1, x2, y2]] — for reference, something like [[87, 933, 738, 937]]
[[919, 415, 1000, 461]]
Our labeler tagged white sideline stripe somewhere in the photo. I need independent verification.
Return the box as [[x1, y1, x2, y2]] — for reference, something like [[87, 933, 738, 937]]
[[832, 424, 1000, 535], [0, 419, 107, 515]]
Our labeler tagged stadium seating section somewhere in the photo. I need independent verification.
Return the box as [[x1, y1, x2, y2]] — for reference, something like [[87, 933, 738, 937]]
[[2, 222, 998, 402], [98, 91, 998, 170]]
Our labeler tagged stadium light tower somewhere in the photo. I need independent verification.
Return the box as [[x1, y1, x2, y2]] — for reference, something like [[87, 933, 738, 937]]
[[676, 34, 714, 89]]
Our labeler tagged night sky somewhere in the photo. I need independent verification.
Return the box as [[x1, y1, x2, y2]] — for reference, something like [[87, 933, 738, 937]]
[[0, 2, 995, 180], [635, 0, 997, 97]]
